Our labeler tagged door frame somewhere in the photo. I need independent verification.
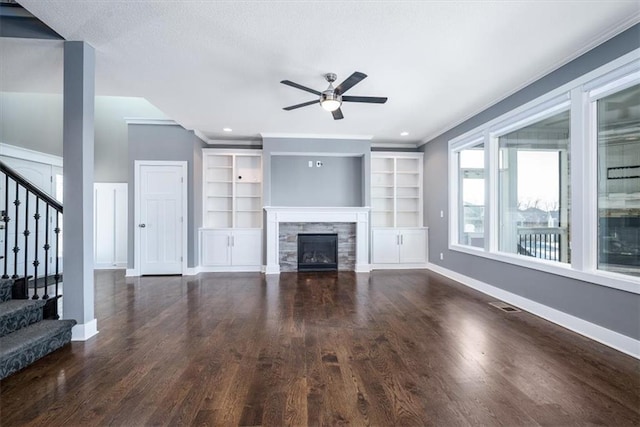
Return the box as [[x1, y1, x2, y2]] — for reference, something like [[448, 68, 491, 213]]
[[133, 160, 188, 276]]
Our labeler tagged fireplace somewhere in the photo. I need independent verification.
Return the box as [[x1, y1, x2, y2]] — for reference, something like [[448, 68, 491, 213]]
[[297, 233, 338, 271]]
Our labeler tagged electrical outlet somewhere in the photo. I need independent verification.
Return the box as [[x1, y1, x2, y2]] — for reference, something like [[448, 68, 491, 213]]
[[308, 161, 313, 168], [439, 252, 444, 260], [440, 210, 444, 218], [316, 160, 323, 167]]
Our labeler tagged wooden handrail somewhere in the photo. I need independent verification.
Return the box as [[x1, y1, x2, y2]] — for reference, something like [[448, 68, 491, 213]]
[[0, 160, 63, 213]]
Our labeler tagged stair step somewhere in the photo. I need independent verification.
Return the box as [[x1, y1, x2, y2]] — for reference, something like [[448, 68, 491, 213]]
[[0, 319, 76, 380], [0, 299, 46, 337], [0, 279, 13, 302]]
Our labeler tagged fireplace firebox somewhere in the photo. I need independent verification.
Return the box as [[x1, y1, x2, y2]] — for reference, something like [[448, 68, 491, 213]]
[[297, 233, 338, 271]]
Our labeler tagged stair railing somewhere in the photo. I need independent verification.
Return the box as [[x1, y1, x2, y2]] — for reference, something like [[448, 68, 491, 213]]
[[0, 161, 63, 319]]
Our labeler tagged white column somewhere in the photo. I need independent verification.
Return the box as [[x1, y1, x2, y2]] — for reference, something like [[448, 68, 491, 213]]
[[63, 41, 98, 340]]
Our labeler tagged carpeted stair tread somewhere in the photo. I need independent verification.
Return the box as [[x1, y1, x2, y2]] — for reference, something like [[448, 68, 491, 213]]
[[0, 279, 13, 302], [0, 319, 76, 379], [0, 299, 46, 337]]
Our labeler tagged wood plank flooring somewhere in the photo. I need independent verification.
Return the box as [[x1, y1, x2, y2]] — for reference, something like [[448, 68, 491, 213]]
[[1, 269, 638, 426]]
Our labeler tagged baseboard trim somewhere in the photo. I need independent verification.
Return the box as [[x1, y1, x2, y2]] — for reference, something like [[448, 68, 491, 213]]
[[427, 263, 640, 359], [371, 263, 428, 270], [198, 266, 262, 273], [125, 268, 138, 277], [95, 263, 127, 270], [71, 318, 99, 341], [355, 263, 372, 273]]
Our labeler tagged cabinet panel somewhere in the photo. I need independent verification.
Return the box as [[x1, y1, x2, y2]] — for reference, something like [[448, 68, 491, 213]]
[[201, 230, 231, 266], [231, 230, 262, 266], [399, 229, 427, 263], [372, 229, 400, 264]]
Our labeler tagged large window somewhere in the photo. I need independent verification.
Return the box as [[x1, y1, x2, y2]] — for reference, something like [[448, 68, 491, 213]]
[[597, 84, 640, 277], [457, 143, 485, 248], [498, 110, 570, 263], [449, 55, 640, 291]]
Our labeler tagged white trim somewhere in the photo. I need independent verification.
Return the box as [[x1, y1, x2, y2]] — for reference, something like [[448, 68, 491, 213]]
[[125, 268, 138, 277], [0, 143, 63, 167], [198, 265, 263, 273], [270, 152, 366, 157], [371, 263, 428, 270], [184, 266, 201, 276], [133, 160, 188, 276], [426, 262, 640, 359], [261, 133, 373, 140], [195, 131, 262, 146], [124, 118, 179, 126], [202, 148, 262, 156], [370, 142, 418, 149], [449, 243, 640, 294], [418, 21, 640, 147], [71, 318, 99, 341]]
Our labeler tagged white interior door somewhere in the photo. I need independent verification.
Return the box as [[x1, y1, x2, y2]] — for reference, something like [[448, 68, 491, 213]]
[[138, 164, 185, 275]]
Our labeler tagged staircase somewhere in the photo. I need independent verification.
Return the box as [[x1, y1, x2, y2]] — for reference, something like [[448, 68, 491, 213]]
[[0, 278, 75, 379], [0, 160, 74, 379]]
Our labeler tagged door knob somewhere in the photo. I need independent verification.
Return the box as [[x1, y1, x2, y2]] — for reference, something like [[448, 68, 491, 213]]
[[139, 223, 146, 228]]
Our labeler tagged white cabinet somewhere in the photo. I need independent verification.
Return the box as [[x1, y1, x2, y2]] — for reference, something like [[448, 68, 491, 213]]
[[203, 149, 262, 229], [201, 229, 262, 270], [371, 152, 423, 228], [371, 228, 427, 266], [201, 149, 263, 271]]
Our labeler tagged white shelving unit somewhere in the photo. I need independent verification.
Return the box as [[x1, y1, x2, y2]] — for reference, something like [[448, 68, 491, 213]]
[[371, 152, 427, 268], [201, 149, 263, 271], [371, 152, 423, 228]]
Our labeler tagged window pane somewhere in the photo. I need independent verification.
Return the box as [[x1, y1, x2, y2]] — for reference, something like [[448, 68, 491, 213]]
[[458, 144, 485, 247], [498, 110, 571, 263], [597, 84, 640, 277]]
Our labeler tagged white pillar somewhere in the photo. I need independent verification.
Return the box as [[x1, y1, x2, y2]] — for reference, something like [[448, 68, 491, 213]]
[[62, 41, 97, 341]]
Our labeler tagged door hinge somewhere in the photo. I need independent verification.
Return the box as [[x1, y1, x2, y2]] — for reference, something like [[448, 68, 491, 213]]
[[181, 177, 184, 183], [181, 256, 183, 262]]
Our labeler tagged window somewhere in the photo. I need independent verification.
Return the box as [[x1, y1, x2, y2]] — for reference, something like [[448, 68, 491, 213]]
[[448, 54, 640, 291], [457, 143, 485, 248], [596, 84, 640, 277], [497, 110, 570, 263]]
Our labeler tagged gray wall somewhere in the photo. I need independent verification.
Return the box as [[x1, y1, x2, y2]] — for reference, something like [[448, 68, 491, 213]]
[[0, 93, 166, 181], [262, 137, 371, 207], [127, 123, 206, 269], [420, 24, 640, 339], [271, 155, 363, 207]]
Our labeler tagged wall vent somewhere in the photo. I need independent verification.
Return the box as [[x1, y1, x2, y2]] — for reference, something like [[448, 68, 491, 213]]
[[489, 301, 521, 313]]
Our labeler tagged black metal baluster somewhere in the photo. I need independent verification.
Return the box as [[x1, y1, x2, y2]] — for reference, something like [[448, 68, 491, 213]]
[[43, 204, 50, 300], [32, 198, 40, 300], [2, 173, 9, 278], [12, 181, 20, 279], [23, 190, 30, 292], [54, 212, 60, 319]]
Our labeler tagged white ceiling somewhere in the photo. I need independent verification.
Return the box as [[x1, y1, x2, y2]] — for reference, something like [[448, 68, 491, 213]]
[[5, 1, 640, 146]]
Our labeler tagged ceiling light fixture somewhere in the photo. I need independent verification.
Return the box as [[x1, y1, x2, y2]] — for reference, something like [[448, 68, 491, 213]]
[[400, 131, 409, 136], [320, 73, 342, 112], [223, 127, 232, 132]]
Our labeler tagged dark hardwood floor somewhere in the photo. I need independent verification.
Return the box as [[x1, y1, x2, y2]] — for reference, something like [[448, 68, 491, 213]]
[[1, 269, 638, 426]]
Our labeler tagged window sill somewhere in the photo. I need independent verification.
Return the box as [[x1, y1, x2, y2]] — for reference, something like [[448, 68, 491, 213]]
[[449, 243, 640, 295]]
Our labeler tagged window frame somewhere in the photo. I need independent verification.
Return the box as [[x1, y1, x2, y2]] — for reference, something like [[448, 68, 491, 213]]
[[448, 49, 640, 294]]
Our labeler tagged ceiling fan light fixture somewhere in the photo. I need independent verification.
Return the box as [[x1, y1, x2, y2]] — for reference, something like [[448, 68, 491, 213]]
[[320, 90, 341, 112]]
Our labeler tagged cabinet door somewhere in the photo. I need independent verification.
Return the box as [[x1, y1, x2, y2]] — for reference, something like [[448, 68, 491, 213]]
[[399, 229, 427, 264], [230, 230, 262, 266], [201, 230, 231, 266], [371, 229, 400, 264]]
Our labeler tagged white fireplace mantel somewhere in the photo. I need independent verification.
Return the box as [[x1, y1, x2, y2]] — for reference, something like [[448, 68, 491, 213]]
[[264, 206, 371, 274]]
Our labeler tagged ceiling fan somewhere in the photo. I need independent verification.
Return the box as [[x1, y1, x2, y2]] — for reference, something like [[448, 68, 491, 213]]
[[280, 71, 387, 120]]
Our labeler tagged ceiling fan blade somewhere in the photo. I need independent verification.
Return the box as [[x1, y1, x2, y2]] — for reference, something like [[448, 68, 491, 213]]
[[335, 72, 367, 95], [342, 96, 388, 104], [280, 80, 321, 96], [332, 108, 344, 120], [283, 100, 319, 111]]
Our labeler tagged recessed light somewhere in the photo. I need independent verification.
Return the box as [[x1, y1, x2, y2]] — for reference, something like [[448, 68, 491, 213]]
[[223, 127, 232, 132], [400, 131, 409, 136]]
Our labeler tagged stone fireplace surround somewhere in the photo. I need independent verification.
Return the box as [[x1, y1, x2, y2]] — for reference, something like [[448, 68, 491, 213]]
[[264, 207, 370, 274]]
